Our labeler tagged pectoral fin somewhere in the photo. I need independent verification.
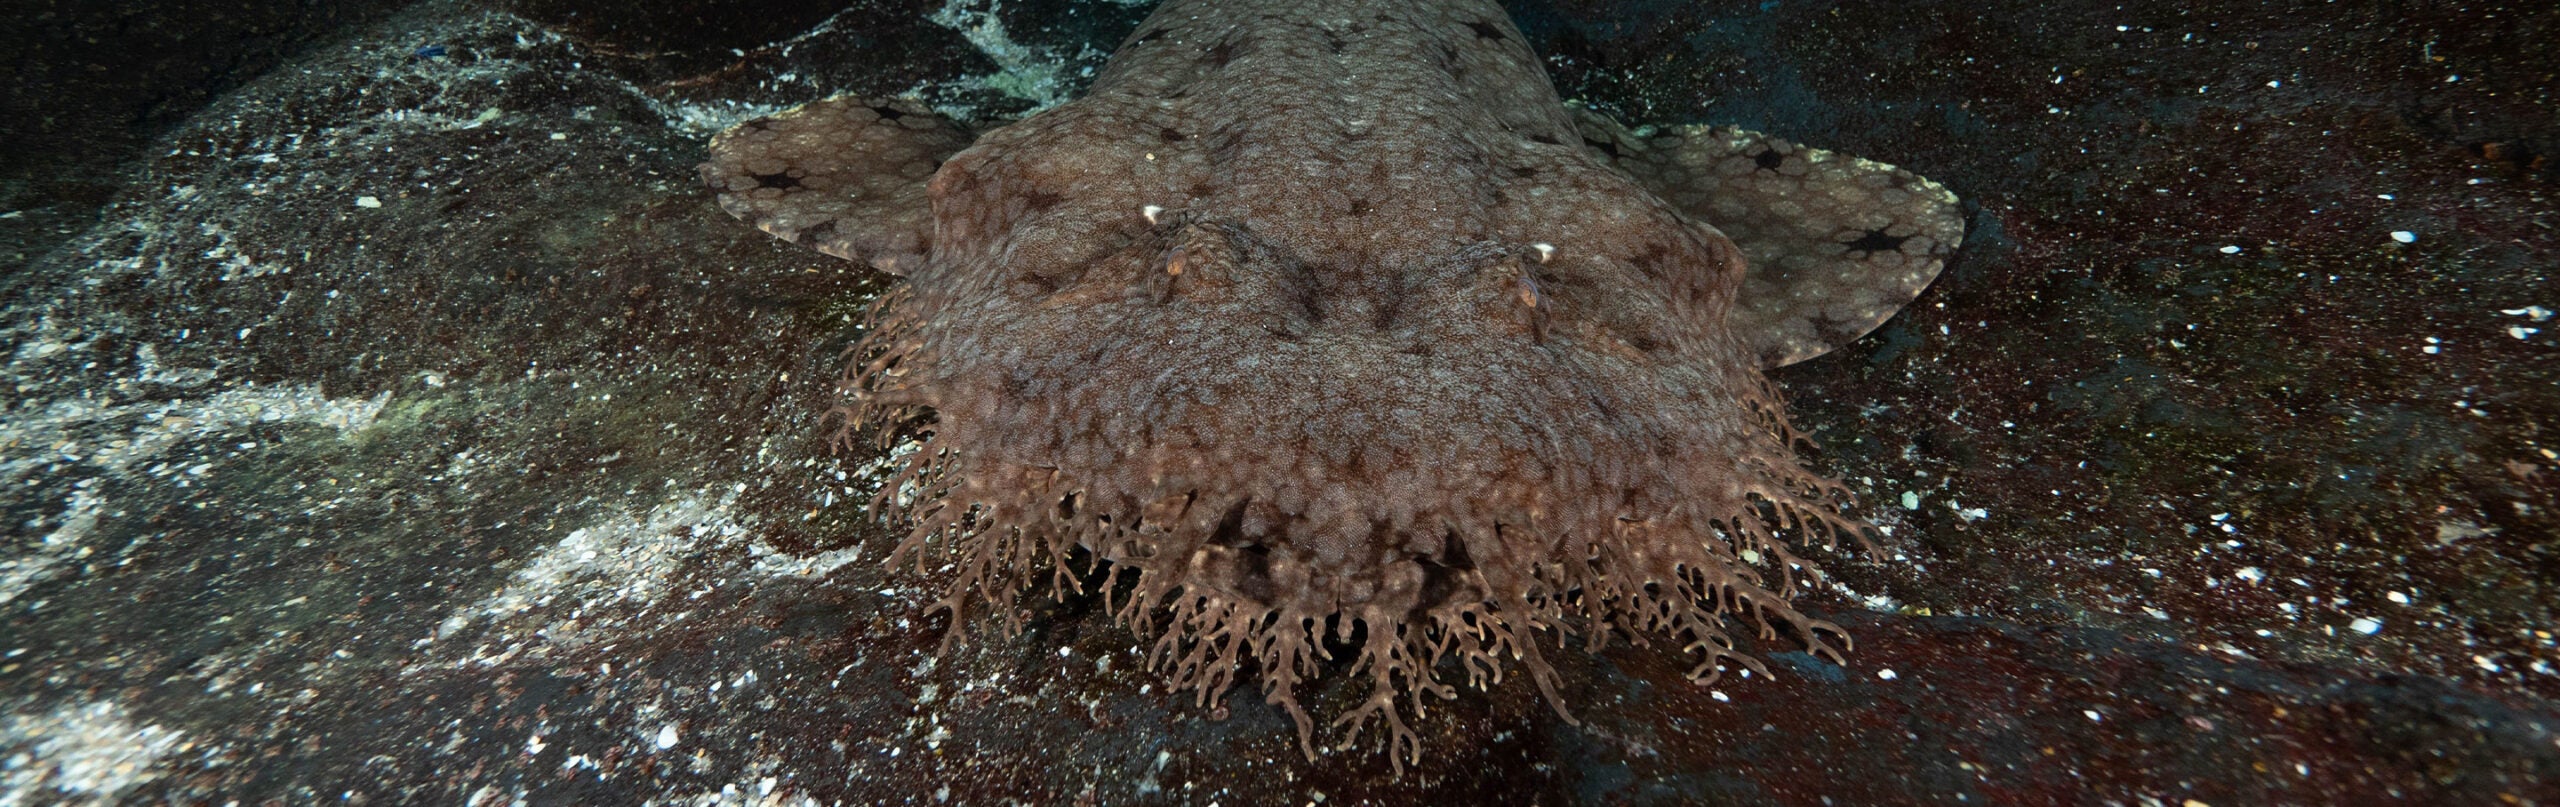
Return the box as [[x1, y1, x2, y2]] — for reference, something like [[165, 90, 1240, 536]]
[[1578, 109, 1965, 367], [700, 96, 973, 275]]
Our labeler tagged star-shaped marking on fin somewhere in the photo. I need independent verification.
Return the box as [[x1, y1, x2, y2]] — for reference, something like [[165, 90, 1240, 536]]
[[1842, 228, 1910, 255]]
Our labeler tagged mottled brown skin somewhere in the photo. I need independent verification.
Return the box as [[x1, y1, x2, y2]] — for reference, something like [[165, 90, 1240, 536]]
[[702, 0, 1962, 771]]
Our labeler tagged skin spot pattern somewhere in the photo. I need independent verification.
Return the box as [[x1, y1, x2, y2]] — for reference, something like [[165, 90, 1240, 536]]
[[703, 0, 1964, 774], [1843, 228, 1912, 255]]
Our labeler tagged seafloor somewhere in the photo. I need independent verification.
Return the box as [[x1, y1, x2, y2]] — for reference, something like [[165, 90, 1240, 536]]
[[1, 0, 2553, 804]]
